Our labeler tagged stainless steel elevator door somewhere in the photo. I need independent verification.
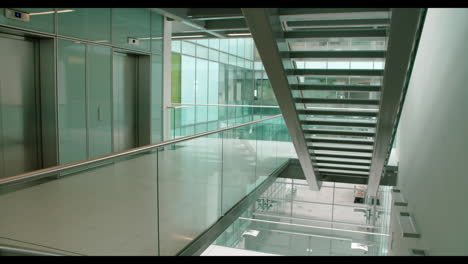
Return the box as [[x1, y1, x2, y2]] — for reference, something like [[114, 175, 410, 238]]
[[113, 53, 137, 153], [0, 36, 39, 179]]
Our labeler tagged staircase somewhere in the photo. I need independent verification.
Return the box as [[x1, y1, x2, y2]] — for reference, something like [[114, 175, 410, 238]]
[[243, 8, 425, 197], [282, 9, 390, 183]]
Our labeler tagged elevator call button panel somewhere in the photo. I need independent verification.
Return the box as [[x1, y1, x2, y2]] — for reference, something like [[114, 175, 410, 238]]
[[5, 9, 30, 22]]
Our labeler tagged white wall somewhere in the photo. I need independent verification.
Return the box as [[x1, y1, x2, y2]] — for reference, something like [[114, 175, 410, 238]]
[[391, 8, 468, 255]]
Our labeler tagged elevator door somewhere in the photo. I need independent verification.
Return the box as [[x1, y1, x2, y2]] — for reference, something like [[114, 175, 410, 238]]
[[0, 36, 39, 179], [113, 52, 137, 153]]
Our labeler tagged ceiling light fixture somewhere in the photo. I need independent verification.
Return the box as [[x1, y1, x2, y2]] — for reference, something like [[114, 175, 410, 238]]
[[137, 37, 163, 40], [29, 9, 74, 16], [227, 33, 251, 36], [172, 34, 205, 39]]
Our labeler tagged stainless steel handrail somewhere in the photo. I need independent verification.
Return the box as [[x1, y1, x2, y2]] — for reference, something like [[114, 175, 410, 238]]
[[0, 244, 63, 256], [0, 114, 282, 188]]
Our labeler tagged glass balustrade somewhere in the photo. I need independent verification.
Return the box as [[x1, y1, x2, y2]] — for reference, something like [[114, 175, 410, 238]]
[[205, 178, 392, 256], [0, 114, 290, 256]]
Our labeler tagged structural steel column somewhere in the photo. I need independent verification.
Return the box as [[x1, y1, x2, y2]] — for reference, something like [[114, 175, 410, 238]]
[[242, 8, 321, 191], [366, 8, 425, 198]]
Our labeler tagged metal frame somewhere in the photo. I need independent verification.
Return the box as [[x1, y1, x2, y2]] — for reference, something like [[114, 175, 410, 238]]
[[242, 8, 321, 191], [238, 217, 389, 237], [284, 29, 387, 39], [162, 17, 173, 141], [0, 114, 281, 188], [366, 8, 426, 199], [286, 18, 390, 28], [292, 84, 381, 92], [151, 8, 225, 38]]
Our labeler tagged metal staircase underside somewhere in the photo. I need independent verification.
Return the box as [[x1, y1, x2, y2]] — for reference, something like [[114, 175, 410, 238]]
[[243, 8, 425, 198], [153, 7, 425, 197]]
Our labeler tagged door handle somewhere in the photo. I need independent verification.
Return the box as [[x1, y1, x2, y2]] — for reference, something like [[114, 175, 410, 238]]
[[98, 106, 102, 121]]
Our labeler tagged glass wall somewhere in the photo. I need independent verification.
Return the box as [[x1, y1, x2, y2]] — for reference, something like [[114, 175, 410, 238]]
[[0, 8, 165, 168], [169, 38, 282, 139]]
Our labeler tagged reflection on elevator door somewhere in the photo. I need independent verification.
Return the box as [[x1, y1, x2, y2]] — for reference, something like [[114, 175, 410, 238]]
[[113, 53, 137, 153], [0, 36, 40, 179]]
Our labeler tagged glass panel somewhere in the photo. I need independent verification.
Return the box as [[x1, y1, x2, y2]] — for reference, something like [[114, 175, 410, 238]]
[[87, 44, 112, 158], [288, 38, 387, 51], [209, 38, 219, 50], [208, 62, 219, 121], [180, 55, 196, 131], [222, 123, 257, 214], [228, 39, 237, 56], [333, 205, 369, 225], [197, 39, 209, 47], [111, 8, 150, 51], [58, 8, 111, 42], [0, 8, 55, 33], [220, 52, 229, 64], [181, 41, 195, 56], [220, 39, 229, 53], [150, 11, 163, 54], [196, 45, 208, 59], [237, 38, 244, 58], [294, 184, 333, 204], [255, 120, 277, 187], [292, 201, 332, 221], [57, 39, 87, 164], [195, 58, 208, 133], [158, 134, 223, 255], [209, 49, 219, 61], [151, 55, 163, 143], [171, 40, 181, 53]]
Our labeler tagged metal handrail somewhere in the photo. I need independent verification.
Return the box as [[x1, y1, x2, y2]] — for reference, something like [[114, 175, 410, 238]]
[[0, 244, 63, 256], [0, 114, 282, 188]]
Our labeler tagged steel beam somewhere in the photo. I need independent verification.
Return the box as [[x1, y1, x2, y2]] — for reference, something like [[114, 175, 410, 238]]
[[295, 98, 380, 105], [367, 8, 426, 198], [204, 18, 247, 31], [314, 153, 372, 160], [151, 8, 225, 38], [319, 170, 369, 176], [187, 8, 243, 19], [286, 19, 390, 27], [304, 129, 375, 137], [285, 50, 385, 59], [314, 160, 371, 167], [317, 165, 370, 172], [311, 146, 374, 153], [297, 109, 379, 117], [279, 8, 390, 16], [301, 120, 377, 128], [306, 137, 375, 145], [284, 29, 387, 39], [321, 173, 369, 179], [286, 69, 384, 76], [242, 8, 321, 190], [292, 84, 381, 92]]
